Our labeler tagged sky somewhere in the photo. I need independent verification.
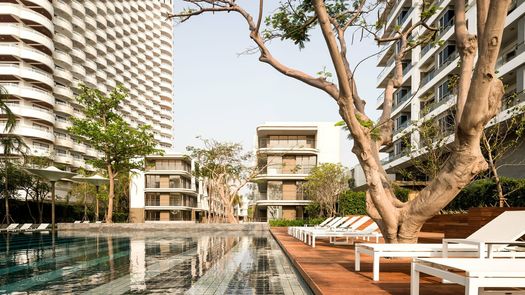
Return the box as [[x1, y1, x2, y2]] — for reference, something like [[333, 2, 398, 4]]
[[171, 1, 382, 168]]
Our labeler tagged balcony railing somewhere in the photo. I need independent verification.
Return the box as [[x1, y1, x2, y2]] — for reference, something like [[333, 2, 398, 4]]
[[262, 164, 316, 175], [502, 90, 525, 110], [420, 52, 459, 88], [393, 91, 411, 111], [421, 94, 455, 116], [496, 42, 525, 69], [258, 138, 316, 149], [393, 120, 411, 135]]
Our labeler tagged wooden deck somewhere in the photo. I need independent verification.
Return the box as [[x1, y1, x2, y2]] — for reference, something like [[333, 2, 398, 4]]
[[271, 227, 464, 295]]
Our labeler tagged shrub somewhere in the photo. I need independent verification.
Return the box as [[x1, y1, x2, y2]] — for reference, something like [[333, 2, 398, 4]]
[[338, 190, 367, 215], [305, 202, 321, 217], [269, 217, 326, 227], [394, 186, 410, 202]]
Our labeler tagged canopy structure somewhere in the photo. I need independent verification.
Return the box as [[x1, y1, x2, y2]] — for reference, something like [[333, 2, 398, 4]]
[[26, 166, 77, 231]]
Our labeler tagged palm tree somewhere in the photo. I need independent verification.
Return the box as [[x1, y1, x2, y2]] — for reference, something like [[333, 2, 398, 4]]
[[0, 84, 28, 224], [0, 85, 16, 133]]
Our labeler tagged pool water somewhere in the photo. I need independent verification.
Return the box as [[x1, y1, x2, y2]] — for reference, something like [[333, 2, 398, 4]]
[[0, 231, 311, 294]]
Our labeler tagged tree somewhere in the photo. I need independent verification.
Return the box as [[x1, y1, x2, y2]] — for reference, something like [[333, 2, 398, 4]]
[[69, 84, 162, 223], [0, 84, 28, 224], [187, 137, 263, 223], [401, 103, 525, 207], [303, 163, 349, 217], [172, 0, 511, 242]]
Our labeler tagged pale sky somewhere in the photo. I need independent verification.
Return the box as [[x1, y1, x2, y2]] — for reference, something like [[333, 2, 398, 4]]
[[171, 1, 382, 167]]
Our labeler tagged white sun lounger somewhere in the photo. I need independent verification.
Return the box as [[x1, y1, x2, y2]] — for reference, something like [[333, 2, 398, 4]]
[[297, 216, 360, 242], [10, 223, 33, 232], [306, 217, 380, 248], [410, 258, 525, 295], [288, 216, 335, 236], [355, 210, 525, 281], [26, 223, 50, 232], [294, 216, 351, 240], [0, 223, 19, 233]]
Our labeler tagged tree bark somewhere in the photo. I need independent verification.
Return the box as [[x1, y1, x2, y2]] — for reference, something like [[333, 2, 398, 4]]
[[483, 134, 506, 207], [106, 164, 115, 223]]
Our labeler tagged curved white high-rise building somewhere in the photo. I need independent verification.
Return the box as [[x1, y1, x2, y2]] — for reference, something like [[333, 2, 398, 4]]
[[0, 0, 175, 171]]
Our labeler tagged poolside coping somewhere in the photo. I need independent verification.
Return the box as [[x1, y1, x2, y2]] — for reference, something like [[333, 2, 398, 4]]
[[58, 222, 269, 233]]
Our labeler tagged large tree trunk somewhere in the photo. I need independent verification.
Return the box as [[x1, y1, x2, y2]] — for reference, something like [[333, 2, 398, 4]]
[[313, 0, 509, 243], [106, 165, 115, 223]]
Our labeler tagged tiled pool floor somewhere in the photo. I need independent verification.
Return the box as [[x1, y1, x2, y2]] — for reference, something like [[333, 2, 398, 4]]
[[0, 231, 311, 294]]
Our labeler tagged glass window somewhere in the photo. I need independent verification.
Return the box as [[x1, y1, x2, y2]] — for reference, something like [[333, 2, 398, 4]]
[[145, 175, 160, 188], [437, 80, 451, 101], [145, 211, 160, 221], [145, 193, 160, 206]]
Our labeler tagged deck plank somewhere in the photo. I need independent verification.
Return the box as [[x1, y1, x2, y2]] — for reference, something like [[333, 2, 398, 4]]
[[270, 227, 464, 295]]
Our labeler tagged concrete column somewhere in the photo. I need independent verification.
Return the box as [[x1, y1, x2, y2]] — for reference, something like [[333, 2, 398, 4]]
[[517, 66, 525, 93]]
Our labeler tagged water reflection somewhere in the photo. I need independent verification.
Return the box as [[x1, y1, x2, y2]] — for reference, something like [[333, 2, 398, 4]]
[[0, 231, 309, 294]]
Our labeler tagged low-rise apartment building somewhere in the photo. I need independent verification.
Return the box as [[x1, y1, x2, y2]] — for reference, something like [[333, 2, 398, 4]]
[[252, 122, 341, 221], [129, 154, 208, 223]]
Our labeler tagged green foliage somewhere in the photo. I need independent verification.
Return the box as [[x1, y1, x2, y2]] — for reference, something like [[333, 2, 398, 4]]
[[305, 201, 321, 217], [69, 84, 162, 173], [304, 163, 349, 216], [187, 137, 252, 179], [269, 217, 326, 227], [338, 190, 367, 215], [445, 177, 525, 210], [393, 186, 410, 202], [263, 0, 358, 48], [0, 84, 16, 133]]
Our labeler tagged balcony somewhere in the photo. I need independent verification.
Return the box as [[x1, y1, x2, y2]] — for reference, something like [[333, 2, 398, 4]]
[[258, 137, 316, 150], [55, 101, 74, 114], [54, 33, 73, 51], [393, 91, 412, 112], [0, 43, 54, 70], [0, 64, 52, 87], [420, 52, 458, 89], [54, 67, 73, 83], [1, 124, 54, 142], [393, 120, 411, 135], [421, 94, 456, 117], [6, 23, 49, 48], [2, 83, 54, 106], [262, 164, 315, 176], [55, 136, 73, 149]]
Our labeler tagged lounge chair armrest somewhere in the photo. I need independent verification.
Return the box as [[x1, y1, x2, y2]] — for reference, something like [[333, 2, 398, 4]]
[[442, 239, 525, 258]]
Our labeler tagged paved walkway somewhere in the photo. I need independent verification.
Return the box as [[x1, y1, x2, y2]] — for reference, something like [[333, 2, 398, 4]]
[[271, 227, 464, 295]]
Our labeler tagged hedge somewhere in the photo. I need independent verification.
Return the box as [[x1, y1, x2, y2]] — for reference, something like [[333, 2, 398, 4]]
[[339, 190, 367, 215], [269, 217, 326, 227], [445, 177, 525, 210]]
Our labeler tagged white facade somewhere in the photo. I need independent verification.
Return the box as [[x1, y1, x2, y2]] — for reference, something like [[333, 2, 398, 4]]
[[377, 0, 525, 179], [252, 122, 342, 221], [0, 0, 175, 172]]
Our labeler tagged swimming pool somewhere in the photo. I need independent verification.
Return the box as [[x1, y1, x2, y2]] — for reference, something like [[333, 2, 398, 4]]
[[0, 231, 311, 294]]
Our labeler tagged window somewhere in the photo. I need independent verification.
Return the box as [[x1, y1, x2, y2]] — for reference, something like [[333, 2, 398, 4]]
[[169, 210, 191, 221], [438, 45, 456, 67], [169, 193, 182, 206], [437, 80, 451, 101], [439, 10, 454, 30], [145, 175, 160, 188], [145, 193, 160, 206], [55, 148, 67, 156], [145, 210, 160, 221], [395, 88, 410, 105], [169, 175, 191, 189]]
